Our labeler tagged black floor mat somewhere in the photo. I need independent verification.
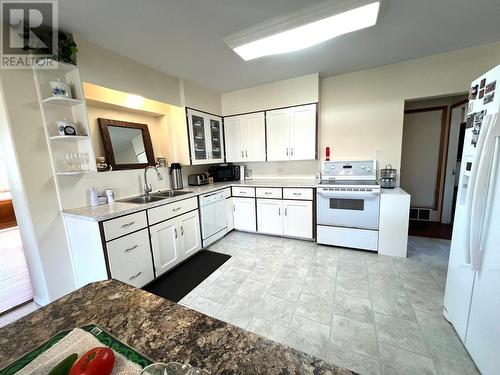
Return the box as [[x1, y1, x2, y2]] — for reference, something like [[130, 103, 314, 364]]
[[143, 250, 231, 303]]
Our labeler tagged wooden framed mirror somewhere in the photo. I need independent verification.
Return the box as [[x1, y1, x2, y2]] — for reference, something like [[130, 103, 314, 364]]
[[98, 118, 155, 170]]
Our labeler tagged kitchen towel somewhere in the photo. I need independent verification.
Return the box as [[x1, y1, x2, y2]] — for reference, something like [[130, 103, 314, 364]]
[[16, 328, 142, 375]]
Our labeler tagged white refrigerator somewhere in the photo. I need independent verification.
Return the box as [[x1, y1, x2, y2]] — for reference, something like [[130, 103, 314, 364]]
[[444, 64, 500, 375]]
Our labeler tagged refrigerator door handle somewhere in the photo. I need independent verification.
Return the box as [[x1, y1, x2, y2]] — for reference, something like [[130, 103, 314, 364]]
[[464, 116, 490, 265], [469, 114, 500, 270]]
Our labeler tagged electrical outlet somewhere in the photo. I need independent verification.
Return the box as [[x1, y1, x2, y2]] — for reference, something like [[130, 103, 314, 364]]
[[375, 148, 382, 158]]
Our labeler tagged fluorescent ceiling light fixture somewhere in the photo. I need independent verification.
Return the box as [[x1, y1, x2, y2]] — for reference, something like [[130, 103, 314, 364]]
[[225, 0, 381, 61]]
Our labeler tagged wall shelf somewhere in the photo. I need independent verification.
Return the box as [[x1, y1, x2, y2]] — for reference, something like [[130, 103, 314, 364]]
[[33, 64, 97, 210], [56, 170, 93, 176], [42, 96, 83, 107], [49, 135, 89, 141]]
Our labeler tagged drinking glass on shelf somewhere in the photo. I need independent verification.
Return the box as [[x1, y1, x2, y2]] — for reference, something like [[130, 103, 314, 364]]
[[78, 152, 88, 171], [64, 152, 74, 172], [72, 152, 80, 171]]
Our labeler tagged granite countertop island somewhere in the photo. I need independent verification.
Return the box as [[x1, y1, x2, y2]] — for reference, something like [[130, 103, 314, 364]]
[[0, 280, 354, 374]]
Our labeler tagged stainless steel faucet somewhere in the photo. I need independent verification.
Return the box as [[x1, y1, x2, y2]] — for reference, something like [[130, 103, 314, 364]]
[[144, 165, 163, 195]]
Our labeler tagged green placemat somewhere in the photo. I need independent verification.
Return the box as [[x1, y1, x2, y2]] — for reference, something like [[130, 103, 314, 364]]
[[0, 324, 152, 375]]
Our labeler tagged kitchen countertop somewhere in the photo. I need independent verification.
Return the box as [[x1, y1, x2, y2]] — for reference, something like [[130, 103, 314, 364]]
[[61, 179, 318, 222], [61, 179, 408, 222], [379, 187, 409, 196], [0, 280, 354, 375]]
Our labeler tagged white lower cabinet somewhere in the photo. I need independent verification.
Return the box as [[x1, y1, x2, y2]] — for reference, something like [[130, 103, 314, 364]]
[[283, 200, 313, 239], [257, 199, 283, 235], [233, 197, 256, 232], [150, 217, 181, 276], [178, 210, 202, 259], [256, 199, 313, 239], [150, 210, 201, 277]]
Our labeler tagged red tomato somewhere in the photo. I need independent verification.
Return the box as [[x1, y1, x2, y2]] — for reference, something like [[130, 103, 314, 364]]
[[69, 347, 115, 375]]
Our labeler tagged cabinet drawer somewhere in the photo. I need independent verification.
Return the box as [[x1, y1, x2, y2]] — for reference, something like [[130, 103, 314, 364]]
[[107, 229, 151, 269], [103, 211, 148, 241], [283, 188, 313, 200], [148, 197, 198, 225], [110, 255, 154, 288], [232, 187, 255, 197], [256, 187, 282, 199]]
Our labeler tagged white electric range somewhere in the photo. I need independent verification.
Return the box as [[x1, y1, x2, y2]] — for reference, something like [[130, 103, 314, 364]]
[[316, 160, 381, 251]]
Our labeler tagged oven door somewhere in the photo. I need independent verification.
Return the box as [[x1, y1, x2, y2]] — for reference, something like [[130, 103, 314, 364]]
[[316, 189, 380, 230]]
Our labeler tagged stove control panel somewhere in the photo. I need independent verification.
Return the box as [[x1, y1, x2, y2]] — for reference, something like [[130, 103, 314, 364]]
[[322, 160, 377, 180]]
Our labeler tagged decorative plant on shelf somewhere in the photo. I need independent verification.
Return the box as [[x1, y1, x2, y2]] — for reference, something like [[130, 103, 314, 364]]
[[20, 25, 78, 65], [57, 32, 78, 65]]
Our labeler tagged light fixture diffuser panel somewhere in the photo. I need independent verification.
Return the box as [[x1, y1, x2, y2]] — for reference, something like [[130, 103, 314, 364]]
[[226, 0, 381, 61]]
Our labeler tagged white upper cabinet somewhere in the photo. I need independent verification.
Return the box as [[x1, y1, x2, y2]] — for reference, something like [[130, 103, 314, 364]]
[[224, 116, 242, 162], [289, 104, 317, 160], [187, 108, 224, 165], [266, 109, 290, 161], [266, 103, 317, 161], [224, 112, 265, 162]]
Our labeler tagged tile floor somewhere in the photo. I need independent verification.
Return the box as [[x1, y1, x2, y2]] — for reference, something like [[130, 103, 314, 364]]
[[179, 232, 479, 375]]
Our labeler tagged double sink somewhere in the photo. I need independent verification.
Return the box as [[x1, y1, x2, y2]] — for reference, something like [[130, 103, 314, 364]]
[[119, 190, 192, 204]]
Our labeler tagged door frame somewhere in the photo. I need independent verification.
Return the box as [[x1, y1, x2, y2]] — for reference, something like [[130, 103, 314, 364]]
[[403, 106, 448, 210], [441, 99, 469, 223]]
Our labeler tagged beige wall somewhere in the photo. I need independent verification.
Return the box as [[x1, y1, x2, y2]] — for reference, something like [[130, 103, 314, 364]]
[[76, 37, 182, 106], [181, 79, 222, 115], [222, 73, 319, 115], [320, 42, 500, 173], [0, 69, 76, 304]]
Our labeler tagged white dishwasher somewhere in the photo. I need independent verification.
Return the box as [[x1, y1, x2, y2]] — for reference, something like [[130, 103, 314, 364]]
[[200, 189, 228, 247]]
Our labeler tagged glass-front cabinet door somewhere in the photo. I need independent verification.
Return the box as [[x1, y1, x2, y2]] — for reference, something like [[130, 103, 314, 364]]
[[190, 114, 207, 162], [208, 115, 224, 163], [187, 108, 224, 165]]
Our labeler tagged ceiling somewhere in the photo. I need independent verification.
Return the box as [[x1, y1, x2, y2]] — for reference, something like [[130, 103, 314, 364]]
[[59, 0, 500, 93]]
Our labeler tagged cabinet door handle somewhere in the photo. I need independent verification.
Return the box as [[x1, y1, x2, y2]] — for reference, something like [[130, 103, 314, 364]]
[[293, 192, 301, 196], [278, 207, 281, 216], [174, 228, 178, 238], [264, 192, 271, 195], [173, 207, 181, 212], [121, 221, 135, 228], [241, 150, 244, 158], [233, 204, 235, 211], [181, 226, 184, 236], [285, 208, 287, 216], [129, 272, 142, 280], [124, 245, 138, 253], [286, 148, 289, 156], [245, 150, 248, 157]]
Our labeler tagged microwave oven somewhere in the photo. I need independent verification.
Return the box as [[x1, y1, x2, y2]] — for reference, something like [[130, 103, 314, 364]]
[[208, 165, 240, 182]]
